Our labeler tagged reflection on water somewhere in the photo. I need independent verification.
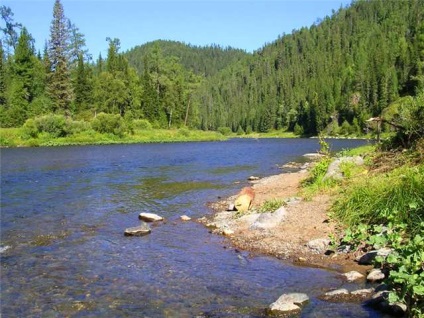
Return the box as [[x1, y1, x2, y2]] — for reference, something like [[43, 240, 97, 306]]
[[0, 139, 383, 317]]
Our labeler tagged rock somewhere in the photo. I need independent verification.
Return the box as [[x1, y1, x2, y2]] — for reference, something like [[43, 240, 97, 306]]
[[367, 268, 385, 282], [248, 176, 260, 181], [0, 246, 11, 253], [234, 187, 255, 213], [324, 288, 350, 298], [307, 238, 331, 254], [323, 156, 364, 181], [138, 213, 164, 222], [357, 248, 393, 265], [341, 270, 364, 282], [124, 222, 151, 236], [250, 206, 286, 230], [303, 153, 325, 160], [227, 203, 235, 211], [180, 215, 191, 221], [365, 291, 407, 316], [222, 229, 234, 236], [351, 288, 374, 297], [268, 293, 309, 314]]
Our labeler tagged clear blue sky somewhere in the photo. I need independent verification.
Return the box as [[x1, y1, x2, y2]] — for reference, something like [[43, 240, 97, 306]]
[[3, 0, 352, 58]]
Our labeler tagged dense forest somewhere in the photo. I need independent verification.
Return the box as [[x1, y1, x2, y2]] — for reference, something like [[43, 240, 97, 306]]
[[0, 0, 423, 136]]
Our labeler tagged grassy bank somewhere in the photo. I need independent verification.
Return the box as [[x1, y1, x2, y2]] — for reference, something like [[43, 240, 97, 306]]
[[302, 140, 424, 317], [0, 127, 228, 147]]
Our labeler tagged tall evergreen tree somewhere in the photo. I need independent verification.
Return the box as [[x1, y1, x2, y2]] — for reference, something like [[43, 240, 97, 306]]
[[48, 0, 72, 115]]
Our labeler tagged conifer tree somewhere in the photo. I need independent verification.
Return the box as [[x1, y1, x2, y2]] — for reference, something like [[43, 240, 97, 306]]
[[48, 0, 72, 115]]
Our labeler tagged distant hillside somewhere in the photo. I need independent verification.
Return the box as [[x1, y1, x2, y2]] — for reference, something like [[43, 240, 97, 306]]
[[125, 40, 250, 77], [195, 0, 424, 134]]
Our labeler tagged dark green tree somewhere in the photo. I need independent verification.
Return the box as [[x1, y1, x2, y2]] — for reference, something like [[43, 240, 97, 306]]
[[47, 0, 72, 115]]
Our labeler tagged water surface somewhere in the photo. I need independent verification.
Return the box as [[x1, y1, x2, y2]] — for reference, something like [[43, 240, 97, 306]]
[[1, 139, 383, 317]]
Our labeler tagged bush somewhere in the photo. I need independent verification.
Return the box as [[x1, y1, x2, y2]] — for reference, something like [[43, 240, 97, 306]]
[[34, 114, 68, 138], [66, 120, 91, 135], [245, 125, 253, 134], [91, 113, 127, 137], [217, 127, 232, 136], [22, 118, 39, 139], [133, 119, 153, 130], [293, 123, 304, 136]]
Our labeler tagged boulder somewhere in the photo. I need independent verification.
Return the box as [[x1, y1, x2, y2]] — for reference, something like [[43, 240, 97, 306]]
[[248, 176, 260, 181], [306, 238, 331, 254], [268, 293, 309, 314], [124, 222, 151, 236], [138, 213, 164, 222], [234, 187, 255, 213], [341, 271, 364, 282], [323, 156, 364, 181], [250, 206, 286, 230]]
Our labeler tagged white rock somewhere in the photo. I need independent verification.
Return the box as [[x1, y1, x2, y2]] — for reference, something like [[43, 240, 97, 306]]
[[341, 271, 364, 282], [325, 288, 349, 297], [124, 222, 151, 236], [222, 229, 234, 236], [269, 293, 309, 313], [351, 288, 374, 296], [139, 212, 164, 222], [180, 215, 191, 221], [367, 268, 385, 282]]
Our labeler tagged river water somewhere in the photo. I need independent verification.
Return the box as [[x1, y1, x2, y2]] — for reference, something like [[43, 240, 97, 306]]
[[1, 138, 384, 317]]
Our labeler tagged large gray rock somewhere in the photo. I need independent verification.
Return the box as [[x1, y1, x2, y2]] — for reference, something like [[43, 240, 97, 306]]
[[323, 156, 364, 181], [124, 222, 151, 236], [269, 293, 309, 314], [250, 206, 286, 230], [139, 213, 164, 222], [307, 238, 331, 254]]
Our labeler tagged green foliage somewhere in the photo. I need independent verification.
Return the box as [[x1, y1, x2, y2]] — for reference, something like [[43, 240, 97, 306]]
[[337, 222, 424, 317], [332, 164, 424, 236], [293, 123, 304, 136], [217, 126, 232, 136], [132, 119, 153, 130], [302, 157, 332, 187], [33, 114, 68, 138], [91, 112, 127, 137], [236, 125, 245, 135], [258, 199, 285, 213]]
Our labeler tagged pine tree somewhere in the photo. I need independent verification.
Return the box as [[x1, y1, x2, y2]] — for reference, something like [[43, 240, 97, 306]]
[[48, 0, 72, 115]]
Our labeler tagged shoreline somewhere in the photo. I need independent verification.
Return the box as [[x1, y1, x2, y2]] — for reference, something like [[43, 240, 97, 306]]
[[200, 168, 372, 275]]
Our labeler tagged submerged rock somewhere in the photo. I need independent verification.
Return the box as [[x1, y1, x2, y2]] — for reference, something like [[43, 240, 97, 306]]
[[138, 212, 164, 222], [124, 222, 151, 236]]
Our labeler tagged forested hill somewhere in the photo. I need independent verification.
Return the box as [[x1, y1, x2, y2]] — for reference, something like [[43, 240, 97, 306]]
[[1, 0, 423, 136], [125, 40, 250, 77], [195, 0, 424, 134]]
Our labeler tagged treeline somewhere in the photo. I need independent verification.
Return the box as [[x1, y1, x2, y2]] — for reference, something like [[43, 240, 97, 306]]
[[0, 0, 246, 130], [195, 0, 424, 135], [1, 0, 423, 137]]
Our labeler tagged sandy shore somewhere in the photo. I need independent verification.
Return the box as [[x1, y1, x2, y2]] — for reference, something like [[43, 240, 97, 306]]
[[203, 170, 371, 274]]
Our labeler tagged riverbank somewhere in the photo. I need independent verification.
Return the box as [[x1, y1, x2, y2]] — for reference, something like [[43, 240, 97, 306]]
[[201, 167, 371, 274]]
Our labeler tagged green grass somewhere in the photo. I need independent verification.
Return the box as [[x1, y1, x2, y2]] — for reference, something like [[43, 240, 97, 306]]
[[0, 127, 227, 147], [331, 163, 424, 236]]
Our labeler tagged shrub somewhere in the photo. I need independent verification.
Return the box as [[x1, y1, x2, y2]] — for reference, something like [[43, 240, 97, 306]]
[[91, 113, 127, 137], [133, 119, 153, 130], [293, 123, 304, 136], [34, 114, 68, 138], [245, 125, 253, 134], [66, 120, 91, 135], [22, 118, 39, 139], [217, 127, 232, 136]]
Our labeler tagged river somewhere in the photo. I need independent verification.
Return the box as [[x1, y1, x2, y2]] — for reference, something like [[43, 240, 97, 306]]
[[1, 138, 385, 317]]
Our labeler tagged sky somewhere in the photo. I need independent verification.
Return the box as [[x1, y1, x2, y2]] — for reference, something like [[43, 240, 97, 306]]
[[2, 0, 352, 58]]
